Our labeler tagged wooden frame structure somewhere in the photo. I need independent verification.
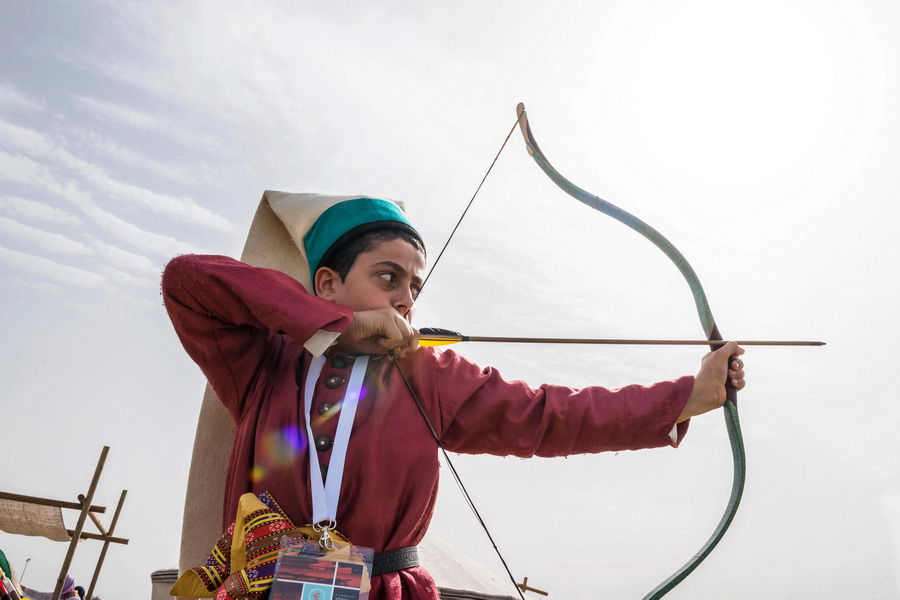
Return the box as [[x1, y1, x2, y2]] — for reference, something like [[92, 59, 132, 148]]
[[0, 446, 128, 600]]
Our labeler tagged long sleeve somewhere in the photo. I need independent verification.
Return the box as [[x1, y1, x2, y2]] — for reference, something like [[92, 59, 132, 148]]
[[161, 254, 353, 419], [402, 347, 692, 457]]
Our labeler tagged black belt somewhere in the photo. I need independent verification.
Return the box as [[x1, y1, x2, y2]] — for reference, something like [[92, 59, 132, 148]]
[[372, 546, 419, 576]]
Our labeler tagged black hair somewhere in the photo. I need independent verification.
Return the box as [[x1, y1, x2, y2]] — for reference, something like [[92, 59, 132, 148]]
[[319, 227, 425, 282]]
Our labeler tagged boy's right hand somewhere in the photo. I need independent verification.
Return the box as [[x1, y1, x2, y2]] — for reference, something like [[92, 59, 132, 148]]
[[335, 308, 419, 357]]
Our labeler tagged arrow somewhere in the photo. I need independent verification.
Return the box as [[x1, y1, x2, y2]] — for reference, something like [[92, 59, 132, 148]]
[[418, 328, 825, 347]]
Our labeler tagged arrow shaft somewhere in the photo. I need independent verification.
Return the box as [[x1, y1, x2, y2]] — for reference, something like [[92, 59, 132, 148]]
[[419, 334, 823, 347]]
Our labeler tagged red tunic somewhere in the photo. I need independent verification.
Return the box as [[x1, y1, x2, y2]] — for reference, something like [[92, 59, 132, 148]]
[[162, 254, 693, 600]]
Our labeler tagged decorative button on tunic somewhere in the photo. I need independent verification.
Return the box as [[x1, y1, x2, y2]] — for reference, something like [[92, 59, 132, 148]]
[[332, 356, 352, 369]]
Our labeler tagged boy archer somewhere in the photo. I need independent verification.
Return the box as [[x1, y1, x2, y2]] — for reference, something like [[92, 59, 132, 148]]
[[162, 194, 746, 600]]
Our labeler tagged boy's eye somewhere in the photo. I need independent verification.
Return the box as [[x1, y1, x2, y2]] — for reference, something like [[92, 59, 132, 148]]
[[379, 272, 395, 284]]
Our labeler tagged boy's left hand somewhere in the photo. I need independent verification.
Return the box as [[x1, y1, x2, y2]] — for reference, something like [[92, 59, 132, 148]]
[[679, 342, 746, 422]]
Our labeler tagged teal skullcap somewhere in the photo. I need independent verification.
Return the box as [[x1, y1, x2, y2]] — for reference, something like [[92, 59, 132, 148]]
[[303, 197, 422, 276]]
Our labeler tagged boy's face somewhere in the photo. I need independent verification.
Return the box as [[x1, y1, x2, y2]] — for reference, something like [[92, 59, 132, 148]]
[[316, 237, 426, 319]]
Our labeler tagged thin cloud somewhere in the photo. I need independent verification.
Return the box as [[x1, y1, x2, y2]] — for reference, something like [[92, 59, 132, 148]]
[[0, 120, 234, 232], [0, 80, 46, 112], [95, 263, 157, 288], [0, 244, 106, 288], [90, 164, 231, 232], [74, 94, 159, 130], [58, 178, 208, 258], [75, 128, 195, 184], [8, 276, 62, 295], [55, 148, 234, 232], [65, 182, 208, 257], [86, 235, 160, 277], [0, 119, 53, 155], [0, 196, 83, 225], [63, 19, 325, 167], [73, 95, 223, 150], [0, 151, 207, 257], [0, 216, 95, 256], [0, 149, 53, 185]]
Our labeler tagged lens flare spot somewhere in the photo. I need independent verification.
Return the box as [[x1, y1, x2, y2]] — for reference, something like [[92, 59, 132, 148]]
[[262, 426, 307, 467], [283, 424, 305, 451], [250, 465, 266, 483]]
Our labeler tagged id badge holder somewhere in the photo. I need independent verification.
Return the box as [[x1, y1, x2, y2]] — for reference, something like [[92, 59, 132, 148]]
[[270, 536, 375, 600]]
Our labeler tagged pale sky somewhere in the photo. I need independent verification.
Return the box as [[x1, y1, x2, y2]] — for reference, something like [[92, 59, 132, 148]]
[[1, 1, 899, 598]]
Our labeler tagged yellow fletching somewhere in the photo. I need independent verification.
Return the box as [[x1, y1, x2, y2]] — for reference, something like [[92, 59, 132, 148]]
[[418, 335, 462, 347]]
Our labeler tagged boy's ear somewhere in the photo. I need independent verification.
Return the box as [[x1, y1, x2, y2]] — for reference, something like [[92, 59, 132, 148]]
[[314, 267, 340, 300]]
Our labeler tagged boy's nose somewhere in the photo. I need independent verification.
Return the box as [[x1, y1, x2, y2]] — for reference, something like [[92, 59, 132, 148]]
[[394, 286, 416, 312]]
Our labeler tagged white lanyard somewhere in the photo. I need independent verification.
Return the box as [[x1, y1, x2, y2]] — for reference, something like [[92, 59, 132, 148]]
[[303, 354, 369, 528]]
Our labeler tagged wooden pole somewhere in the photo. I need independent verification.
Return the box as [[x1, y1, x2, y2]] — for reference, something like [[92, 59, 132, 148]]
[[86, 489, 127, 600], [0, 491, 106, 514], [64, 530, 128, 545], [52, 446, 108, 600]]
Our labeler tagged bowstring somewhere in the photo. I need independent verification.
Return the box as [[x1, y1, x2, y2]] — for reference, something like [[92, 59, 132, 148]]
[[418, 116, 521, 294], [393, 114, 526, 600], [392, 363, 526, 600]]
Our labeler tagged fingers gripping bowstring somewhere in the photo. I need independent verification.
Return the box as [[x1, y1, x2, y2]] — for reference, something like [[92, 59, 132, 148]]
[[392, 115, 527, 600]]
